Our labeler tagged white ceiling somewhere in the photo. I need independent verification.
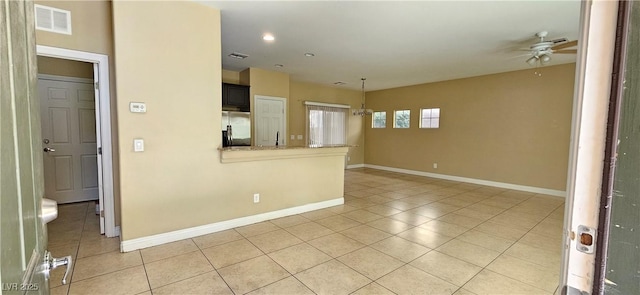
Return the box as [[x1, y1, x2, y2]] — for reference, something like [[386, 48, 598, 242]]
[[202, 1, 582, 91]]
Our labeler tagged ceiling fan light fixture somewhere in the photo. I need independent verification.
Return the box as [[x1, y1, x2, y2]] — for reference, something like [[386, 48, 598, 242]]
[[540, 54, 551, 64], [526, 56, 538, 66]]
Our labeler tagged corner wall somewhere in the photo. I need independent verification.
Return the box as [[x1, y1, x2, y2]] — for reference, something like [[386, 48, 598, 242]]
[[112, 2, 345, 242], [365, 63, 576, 192]]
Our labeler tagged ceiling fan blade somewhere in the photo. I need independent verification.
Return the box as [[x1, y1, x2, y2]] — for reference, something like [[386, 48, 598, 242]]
[[552, 40, 578, 50], [549, 38, 568, 44], [554, 49, 577, 54]]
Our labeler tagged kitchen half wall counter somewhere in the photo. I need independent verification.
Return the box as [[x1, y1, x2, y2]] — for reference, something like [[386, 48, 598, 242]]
[[219, 145, 351, 163]]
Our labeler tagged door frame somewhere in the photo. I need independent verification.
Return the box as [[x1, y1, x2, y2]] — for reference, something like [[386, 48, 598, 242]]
[[254, 95, 287, 146], [36, 45, 118, 238]]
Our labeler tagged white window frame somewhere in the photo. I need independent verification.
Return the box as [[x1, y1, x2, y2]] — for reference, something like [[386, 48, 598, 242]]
[[419, 108, 440, 129]]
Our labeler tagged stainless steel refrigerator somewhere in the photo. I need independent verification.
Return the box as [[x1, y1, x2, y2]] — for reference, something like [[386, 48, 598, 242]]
[[222, 111, 251, 146]]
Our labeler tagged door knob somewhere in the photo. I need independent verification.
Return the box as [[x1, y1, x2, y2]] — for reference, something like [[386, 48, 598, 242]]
[[43, 251, 72, 285], [43, 147, 55, 152]]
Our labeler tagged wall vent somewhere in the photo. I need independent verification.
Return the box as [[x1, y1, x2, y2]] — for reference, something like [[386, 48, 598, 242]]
[[35, 4, 72, 35], [228, 52, 249, 59]]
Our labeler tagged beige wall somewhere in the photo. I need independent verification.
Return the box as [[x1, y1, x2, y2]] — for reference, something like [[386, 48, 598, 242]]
[[34, 0, 121, 225], [289, 81, 364, 165], [365, 63, 575, 191], [221, 69, 241, 84], [37, 56, 93, 79], [112, 2, 344, 241], [35, 0, 113, 55], [245, 67, 290, 99]]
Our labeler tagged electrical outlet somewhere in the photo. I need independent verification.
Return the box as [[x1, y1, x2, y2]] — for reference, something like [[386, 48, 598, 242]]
[[290, 135, 295, 140], [253, 193, 260, 203], [433, 163, 438, 169], [347, 156, 351, 162], [297, 135, 303, 140]]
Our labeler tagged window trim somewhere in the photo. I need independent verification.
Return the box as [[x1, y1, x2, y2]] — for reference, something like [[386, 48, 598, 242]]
[[304, 101, 350, 109]]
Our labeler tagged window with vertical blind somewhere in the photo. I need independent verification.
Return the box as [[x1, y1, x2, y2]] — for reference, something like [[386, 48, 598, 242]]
[[305, 102, 349, 147]]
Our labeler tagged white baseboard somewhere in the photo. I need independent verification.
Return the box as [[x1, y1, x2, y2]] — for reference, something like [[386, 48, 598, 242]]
[[346, 164, 365, 169], [364, 164, 566, 197], [120, 197, 344, 252]]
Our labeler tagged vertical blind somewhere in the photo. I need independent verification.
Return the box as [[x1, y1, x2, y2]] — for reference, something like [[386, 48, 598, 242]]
[[305, 102, 349, 147]]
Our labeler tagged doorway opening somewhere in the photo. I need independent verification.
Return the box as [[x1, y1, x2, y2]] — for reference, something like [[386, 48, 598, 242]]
[[36, 45, 117, 238]]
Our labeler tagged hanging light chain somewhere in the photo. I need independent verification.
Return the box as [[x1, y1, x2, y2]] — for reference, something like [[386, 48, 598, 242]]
[[361, 78, 366, 109]]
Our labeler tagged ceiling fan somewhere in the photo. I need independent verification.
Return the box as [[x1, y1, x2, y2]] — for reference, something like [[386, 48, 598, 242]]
[[524, 31, 577, 66]]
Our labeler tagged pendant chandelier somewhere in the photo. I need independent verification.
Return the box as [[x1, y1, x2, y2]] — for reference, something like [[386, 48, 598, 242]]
[[352, 77, 373, 116]]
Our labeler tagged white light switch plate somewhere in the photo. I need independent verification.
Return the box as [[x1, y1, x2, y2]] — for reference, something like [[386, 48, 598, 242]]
[[297, 135, 303, 140], [134, 139, 144, 152], [290, 135, 295, 140], [130, 102, 147, 113]]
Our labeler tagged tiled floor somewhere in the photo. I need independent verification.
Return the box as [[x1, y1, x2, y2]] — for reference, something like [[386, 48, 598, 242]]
[[48, 168, 565, 295]]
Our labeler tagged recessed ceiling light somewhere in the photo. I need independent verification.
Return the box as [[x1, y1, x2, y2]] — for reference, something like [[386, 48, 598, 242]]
[[263, 34, 275, 41], [228, 52, 249, 59], [274, 64, 284, 68], [304, 53, 315, 57]]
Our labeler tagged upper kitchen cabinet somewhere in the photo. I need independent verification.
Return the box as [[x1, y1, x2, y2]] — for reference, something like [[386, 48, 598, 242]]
[[222, 83, 250, 111]]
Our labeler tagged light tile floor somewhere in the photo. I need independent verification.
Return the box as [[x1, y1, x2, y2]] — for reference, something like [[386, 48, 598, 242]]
[[48, 168, 564, 295]]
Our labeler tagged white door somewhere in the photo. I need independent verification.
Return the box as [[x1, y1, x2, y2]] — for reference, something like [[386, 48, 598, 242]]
[[559, 1, 618, 294], [255, 96, 286, 146], [39, 77, 99, 205]]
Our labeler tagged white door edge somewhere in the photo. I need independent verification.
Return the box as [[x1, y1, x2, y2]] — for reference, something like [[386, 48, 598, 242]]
[[559, 1, 619, 293], [36, 45, 118, 238], [93, 63, 106, 235], [254, 95, 287, 146]]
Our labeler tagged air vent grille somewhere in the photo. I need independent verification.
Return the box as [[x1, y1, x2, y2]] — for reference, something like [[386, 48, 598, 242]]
[[228, 52, 249, 59], [35, 5, 72, 35]]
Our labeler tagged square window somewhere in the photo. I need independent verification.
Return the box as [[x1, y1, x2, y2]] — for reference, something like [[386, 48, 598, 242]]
[[420, 108, 440, 129], [393, 110, 410, 128], [372, 111, 386, 128]]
